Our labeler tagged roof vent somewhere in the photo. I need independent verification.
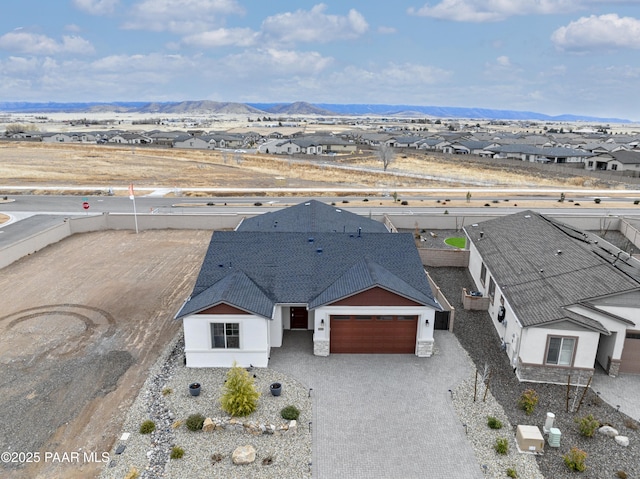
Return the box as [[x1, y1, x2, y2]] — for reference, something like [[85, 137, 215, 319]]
[[480, 231, 484, 239], [308, 237, 314, 243], [305, 202, 310, 206], [524, 215, 531, 218], [336, 209, 342, 213], [316, 248, 323, 254], [555, 250, 562, 255]]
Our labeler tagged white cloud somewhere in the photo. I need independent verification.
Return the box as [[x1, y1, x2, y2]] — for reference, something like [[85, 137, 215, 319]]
[[72, 0, 119, 15], [0, 32, 95, 55], [122, 0, 244, 34], [408, 0, 584, 22], [261, 4, 368, 44], [496, 55, 511, 67], [377, 26, 397, 34], [182, 28, 257, 48], [551, 14, 640, 51], [219, 48, 334, 76]]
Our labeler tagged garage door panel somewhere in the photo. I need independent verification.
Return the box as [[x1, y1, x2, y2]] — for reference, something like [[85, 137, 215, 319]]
[[619, 331, 640, 374], [330, 314, 417, 354]]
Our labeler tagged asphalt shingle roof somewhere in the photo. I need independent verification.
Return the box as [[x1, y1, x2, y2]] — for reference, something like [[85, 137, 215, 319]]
[[464, 211, 639, 329], [176, 230, 439, 319], [237, 200, 389, 233]]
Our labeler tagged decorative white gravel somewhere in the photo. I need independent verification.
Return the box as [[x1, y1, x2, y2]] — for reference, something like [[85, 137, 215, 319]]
[[99, 332, 311, 479]]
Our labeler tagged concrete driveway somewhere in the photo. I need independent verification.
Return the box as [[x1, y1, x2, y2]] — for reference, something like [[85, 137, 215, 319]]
[[269, 330, 483, 479]]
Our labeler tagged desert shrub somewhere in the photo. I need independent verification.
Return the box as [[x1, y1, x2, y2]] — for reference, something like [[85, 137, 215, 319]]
[[616, 471, 628, 479], [634, 200, 640, 205], [170, 446, 184, 459], [363, 198, 369, 202], [139, 420, 155, 435], [281, 405, 300, 421], [124, 467, 140, 479], [494, 437, 508, 455], [262, 456, 273, 466], [594, 198, 601, 204], [162, 387, 173, 396], [506, 467, 518, 478], [342, 200, 349, 203], [563, 447, 587, 472], [518, 389, 539, 415], [401, 200, 409, 205], [487, 416, 503, 430], [254, 202, 262, 206], [220, 363, 260, 417], [171, 420, 183, 429], [211, 453, 224, 465], [185, 413, 205, 431], [624, 418, 638, 430], [484, 203, 491, 207], [576, 414, 600, 437]]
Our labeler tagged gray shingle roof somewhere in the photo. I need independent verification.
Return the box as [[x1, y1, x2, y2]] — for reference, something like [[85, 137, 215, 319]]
[[237, 200, 389, 233], [464, 211, 639, 329], [176, 230, 439, 319]]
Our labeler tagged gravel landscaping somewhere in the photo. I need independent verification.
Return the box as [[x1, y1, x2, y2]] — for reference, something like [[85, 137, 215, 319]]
[[429, 266, 640, 479], [100, 333, 311, 479]]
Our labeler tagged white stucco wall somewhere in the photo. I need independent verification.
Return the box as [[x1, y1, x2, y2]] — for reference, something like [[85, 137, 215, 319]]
[[519, 326, 599, 369], [183, 314, 270, 368]]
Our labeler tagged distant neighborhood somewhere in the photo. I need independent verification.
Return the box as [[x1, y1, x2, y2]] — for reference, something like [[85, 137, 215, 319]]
[[3, 118, 640, 176]]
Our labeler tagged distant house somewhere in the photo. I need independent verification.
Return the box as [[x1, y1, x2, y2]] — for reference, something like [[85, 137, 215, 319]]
[[465, 211, 640, 385], [108, 133, 151, 145], [487, 145, 592, 164], [42, 133, 75, 143], [175, 200, 441, 368], [174, 136, 210, 149], [586, 151, 640, 174]]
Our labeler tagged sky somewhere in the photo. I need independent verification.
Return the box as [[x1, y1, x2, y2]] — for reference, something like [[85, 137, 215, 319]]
[[1, 1, 640, 120]]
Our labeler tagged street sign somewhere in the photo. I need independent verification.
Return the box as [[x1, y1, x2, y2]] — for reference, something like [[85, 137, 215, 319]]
[[82, 201, 90, 210]]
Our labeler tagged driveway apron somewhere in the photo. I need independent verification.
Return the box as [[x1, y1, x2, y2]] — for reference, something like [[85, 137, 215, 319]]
[[269, 330, 483, 479]]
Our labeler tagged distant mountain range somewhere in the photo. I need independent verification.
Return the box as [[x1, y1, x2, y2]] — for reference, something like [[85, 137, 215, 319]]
[[0, 100, 630, 123]]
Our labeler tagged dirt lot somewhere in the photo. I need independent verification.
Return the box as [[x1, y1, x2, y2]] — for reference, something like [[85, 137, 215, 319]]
[[0, 229, 211, 479]]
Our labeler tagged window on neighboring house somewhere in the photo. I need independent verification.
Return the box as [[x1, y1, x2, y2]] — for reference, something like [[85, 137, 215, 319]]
[[545, 336, 576, 366], [587, 161, 593, 167], [480, 263, 487, 286], [611, 164, 618, 171], [488, 277, 496, 303], [211, 323, 240, 349]]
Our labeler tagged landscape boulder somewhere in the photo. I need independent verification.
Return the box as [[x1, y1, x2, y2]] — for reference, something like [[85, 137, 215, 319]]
[[615, 435, 630, 447], [598, 425, 619, 438], [202, 417, 215, 432], [232, 445, 256, 465]]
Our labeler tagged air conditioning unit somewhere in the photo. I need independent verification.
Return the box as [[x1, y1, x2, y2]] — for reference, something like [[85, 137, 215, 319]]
[[470, 291, 483, 297]]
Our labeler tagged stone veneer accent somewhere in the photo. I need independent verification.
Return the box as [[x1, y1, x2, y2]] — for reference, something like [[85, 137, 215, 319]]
[[607, 357, 621, 378], [314, 339, 329, 357], [416, 339, 434, 357], [517, 359, 594, 386]]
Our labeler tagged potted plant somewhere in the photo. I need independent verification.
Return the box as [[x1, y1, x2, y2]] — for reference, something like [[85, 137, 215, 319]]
[[189, 382, 201, 396], [269, 382, 282, 396]]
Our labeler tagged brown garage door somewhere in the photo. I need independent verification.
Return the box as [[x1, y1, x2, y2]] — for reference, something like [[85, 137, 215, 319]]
[[330, 314, 417, 353], [619, 331, 640, 374]]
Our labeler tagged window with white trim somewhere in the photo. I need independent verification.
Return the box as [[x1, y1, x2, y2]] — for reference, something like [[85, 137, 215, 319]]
[[546, 336, 575, 366], [480, 262, 487, 286], [211, 323, 240, 349], [488, 277, 496, 303]]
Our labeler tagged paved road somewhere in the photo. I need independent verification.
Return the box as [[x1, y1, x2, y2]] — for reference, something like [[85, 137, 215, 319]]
[[269, 330, 483, 479]]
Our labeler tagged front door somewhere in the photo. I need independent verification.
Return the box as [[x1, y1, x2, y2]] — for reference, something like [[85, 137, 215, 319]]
[[290, 307, 308, 329]]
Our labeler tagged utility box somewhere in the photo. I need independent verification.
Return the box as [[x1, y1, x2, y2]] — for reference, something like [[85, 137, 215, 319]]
[[516, 425, 544, 453], [548, 428, 561, 448]]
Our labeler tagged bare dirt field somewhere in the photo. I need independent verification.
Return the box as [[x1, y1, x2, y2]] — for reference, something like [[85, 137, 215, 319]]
[[0, 229, 211, 479]]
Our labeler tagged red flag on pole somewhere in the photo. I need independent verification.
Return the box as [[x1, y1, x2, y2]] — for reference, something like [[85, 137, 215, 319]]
[[129, 183, 134, 200]]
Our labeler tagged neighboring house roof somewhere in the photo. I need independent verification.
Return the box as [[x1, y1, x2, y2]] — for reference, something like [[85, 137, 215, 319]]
[[465, 211, 640, 329], [593, 150, 640, 165], [487, 145, 592, 157], [176, 229, 439, 319], [237, 200, 389, 233]]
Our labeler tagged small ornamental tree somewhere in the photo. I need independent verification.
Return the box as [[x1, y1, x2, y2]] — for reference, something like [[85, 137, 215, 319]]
[[220, 362, 260, 417]]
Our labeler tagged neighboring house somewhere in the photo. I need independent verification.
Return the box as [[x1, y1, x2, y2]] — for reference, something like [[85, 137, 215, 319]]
[[586, 151, 640, 174], [487, 145, 592, 164], [42, 133, 75, 143], [108, 133, 151, 144], [174, 136, 210, 149], [464, 211, 640, 385], [175, 200, 441, 368]]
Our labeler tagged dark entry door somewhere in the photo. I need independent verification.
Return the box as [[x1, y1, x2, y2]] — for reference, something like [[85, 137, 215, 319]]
[[434, 310, 450, 330], [290, 307, 309, 329]]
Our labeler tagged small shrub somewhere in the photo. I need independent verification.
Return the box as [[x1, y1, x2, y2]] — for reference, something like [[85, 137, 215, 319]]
[[444, 210, 449, 214], [563, 447, 587, 472], [171, 420, 183, 429], [484, 203, 491, 207], [594, 198, 601, 204], [281, 405, 300, 421], [139, 419, 155, 435], [342, 200, 349, 203], [616, 471, 628, 479], [576, 414, 600, 437], [162, 387, 173, 396], [400, 200, 409, 206], [186, 413, 205, 432], [262, 456, 273, 466], [518, 389, 539, 415], [506, 467, 518, 478], [220, 363, 260, 417], [170, 446, 184, 460], [211, 453, 224, 465], [487, 416, 503, 429], [494, 437, 508, 455], [124, 467, 140, 479], [254, 202, 262, 206], [634, 200, 640, 205], [624, 418, 639, 430], [492, 199, 499, 204], [574, 203, 581, 206], [363, 198, 369, 202]]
